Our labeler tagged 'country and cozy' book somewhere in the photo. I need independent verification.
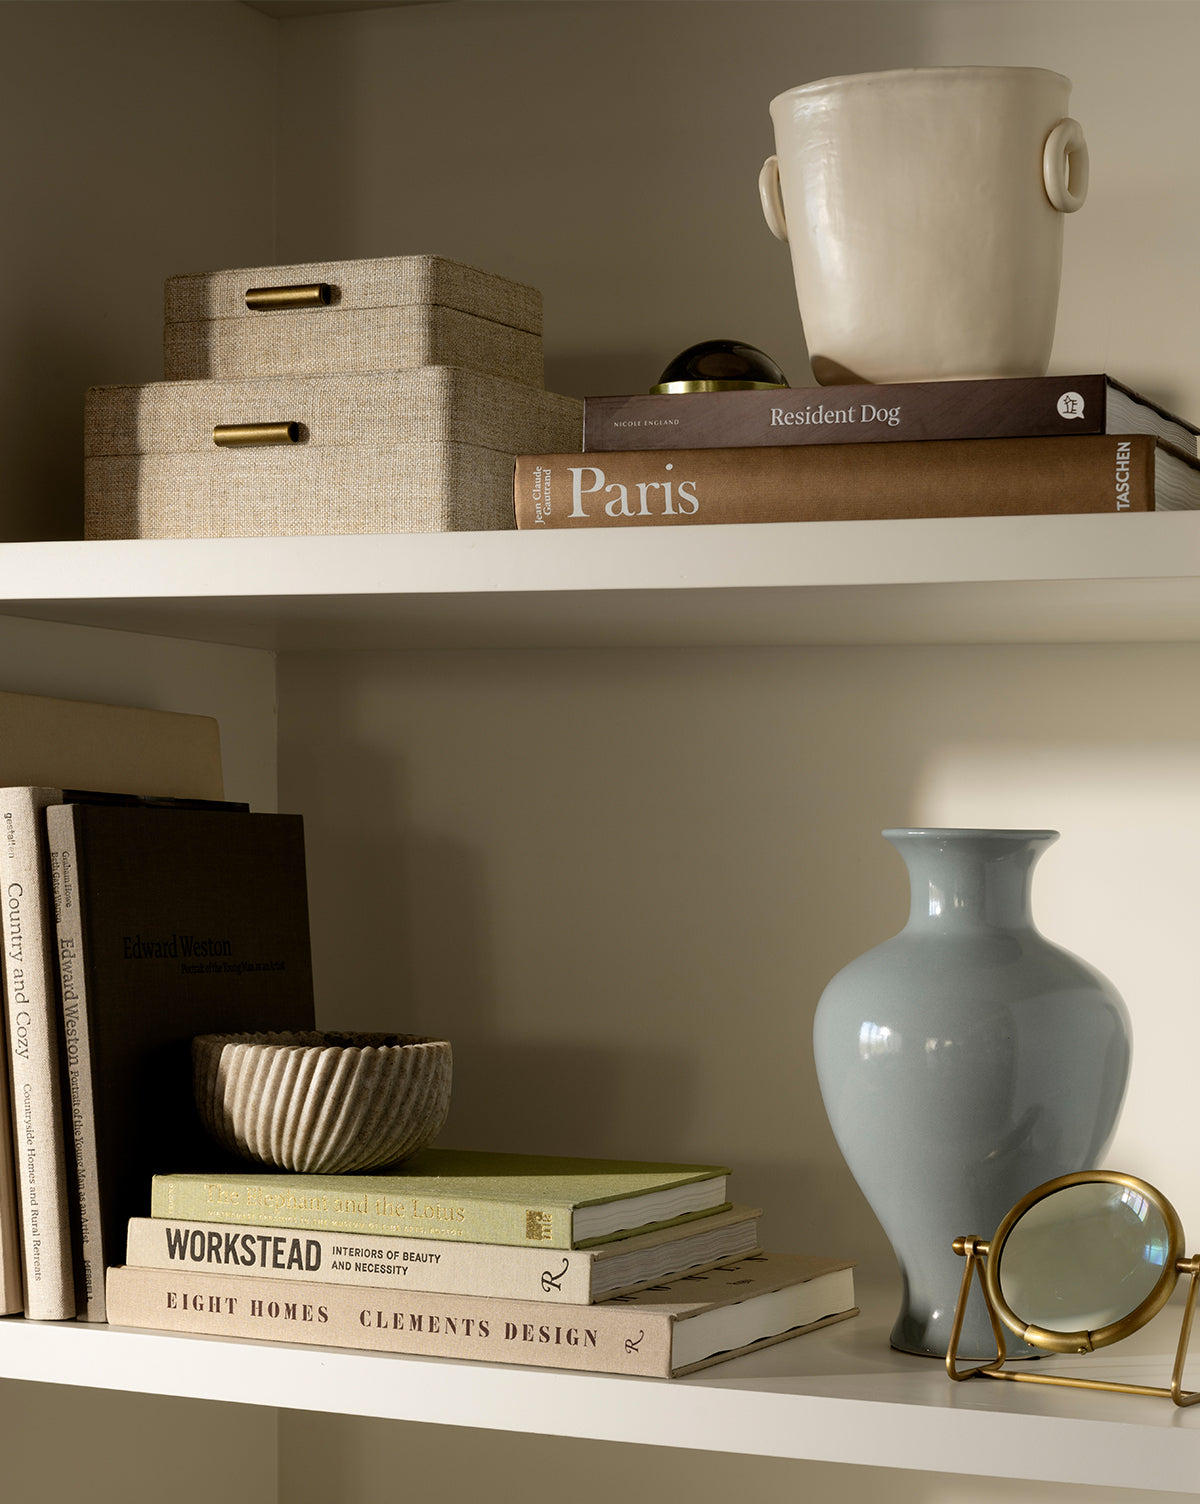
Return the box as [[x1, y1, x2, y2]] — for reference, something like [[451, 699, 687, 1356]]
[[150, 1147, 731, 1250], [105, 1251, 857, 1378]]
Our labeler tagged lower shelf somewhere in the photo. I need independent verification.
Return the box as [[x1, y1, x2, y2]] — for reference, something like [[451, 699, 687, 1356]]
[[3, 1283, 1200, 1488]]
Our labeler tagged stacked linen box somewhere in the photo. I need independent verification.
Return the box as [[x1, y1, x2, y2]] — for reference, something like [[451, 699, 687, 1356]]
[[84, 255, 583, 538]]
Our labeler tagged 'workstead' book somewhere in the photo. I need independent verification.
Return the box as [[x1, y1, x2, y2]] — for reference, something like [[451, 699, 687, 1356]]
[[151, 1147, 731, 1250], [45, 803, 316, 1321], [105, 1251, 857, 1377], [125, 1203, 762, 1304]]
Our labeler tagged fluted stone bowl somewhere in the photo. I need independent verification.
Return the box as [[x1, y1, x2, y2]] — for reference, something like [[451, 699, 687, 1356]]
[[193, 1030, 452, 1173]]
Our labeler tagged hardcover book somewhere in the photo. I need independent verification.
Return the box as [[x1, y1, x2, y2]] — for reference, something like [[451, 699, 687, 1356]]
[[0, 1057, 20, 1315], [583, 374, 1200, 455], [150, 1147, 731, 1250], [124, 1203, 762, 1304], [513, 434, 1200, 531], [105, 1251, 857, 1378], [45, 803, 316, 1322], [4, 788, 242, 1322], [0, 692, 226, 1321]]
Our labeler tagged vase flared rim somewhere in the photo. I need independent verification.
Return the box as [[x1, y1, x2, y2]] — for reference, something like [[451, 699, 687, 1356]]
[[771, 66, 1071, 106], [882, 827, 1059, 842]]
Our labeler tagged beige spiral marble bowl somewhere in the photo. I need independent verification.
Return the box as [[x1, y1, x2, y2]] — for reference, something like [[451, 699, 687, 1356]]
[[193, 1030, 452, 1174]]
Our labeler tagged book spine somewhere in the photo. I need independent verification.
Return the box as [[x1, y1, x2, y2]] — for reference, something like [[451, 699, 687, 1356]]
[[126, 1217, 599, 1303], [105, 1265, 674, 1376], [150, 1174, 581, 1248], [45, 803, 105, 1320], [582, 375, 1113, 451], [0, 1030, 24, 1314], [513, 434, 1164, 530], [1, 788, 76, 1318]]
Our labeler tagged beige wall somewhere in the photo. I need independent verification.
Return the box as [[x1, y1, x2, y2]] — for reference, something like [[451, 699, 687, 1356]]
[[276, 0, 1200, 422], [0, 0, 278, 541], [279, 640, 1200, 1280], [6, 4, 1200, 1504], [272, 5, 1200, 1502]]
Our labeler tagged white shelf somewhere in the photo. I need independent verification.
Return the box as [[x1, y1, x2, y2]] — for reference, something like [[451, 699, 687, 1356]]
[[5, 512, 1200, 650], [4, 1285, 1200, 1489]]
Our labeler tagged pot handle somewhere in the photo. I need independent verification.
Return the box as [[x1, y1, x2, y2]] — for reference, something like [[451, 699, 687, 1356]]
[[1043, 118, 1089, 213], [758, 154, 789, 241]]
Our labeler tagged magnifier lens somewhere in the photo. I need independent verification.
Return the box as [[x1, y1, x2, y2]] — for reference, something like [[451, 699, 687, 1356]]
[[997, 1181, 1172, 1333]]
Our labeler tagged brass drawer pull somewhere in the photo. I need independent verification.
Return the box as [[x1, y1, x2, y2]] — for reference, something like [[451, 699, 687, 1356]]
[[213, 422, 301, 447], [244, 282, 333, 311]]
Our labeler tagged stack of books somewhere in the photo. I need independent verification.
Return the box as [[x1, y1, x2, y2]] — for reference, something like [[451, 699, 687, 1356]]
[[104, 1148, 858, 1378], [511, 372, 1200, 529], [0, 688, 317, 1324]]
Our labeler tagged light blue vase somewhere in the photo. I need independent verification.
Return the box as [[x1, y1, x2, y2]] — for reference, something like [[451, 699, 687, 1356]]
[[813, 828, 1132, 1359]]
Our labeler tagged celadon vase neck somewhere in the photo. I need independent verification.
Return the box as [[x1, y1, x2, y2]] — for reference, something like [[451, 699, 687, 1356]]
[[883, 827, 1059, 932]]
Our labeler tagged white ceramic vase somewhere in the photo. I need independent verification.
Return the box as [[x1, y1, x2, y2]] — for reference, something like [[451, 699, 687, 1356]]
[[759, 67, 1089, 385]]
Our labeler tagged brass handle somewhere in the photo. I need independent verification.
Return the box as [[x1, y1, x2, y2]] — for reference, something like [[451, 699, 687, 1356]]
[[244, 282, 333, 310], [213, 422, 301, 447]]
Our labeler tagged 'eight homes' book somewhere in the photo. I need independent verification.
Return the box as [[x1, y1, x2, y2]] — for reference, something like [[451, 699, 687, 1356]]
[[150, 1147, 731, 1250], [105, 1251, 857, 1378]]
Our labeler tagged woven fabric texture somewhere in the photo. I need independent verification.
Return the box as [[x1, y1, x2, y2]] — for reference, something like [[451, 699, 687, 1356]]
[[85, 443, 525, 538], [164, 255, 542, 332], [86, 368, 582, 458], [164, 305, 544, 385]]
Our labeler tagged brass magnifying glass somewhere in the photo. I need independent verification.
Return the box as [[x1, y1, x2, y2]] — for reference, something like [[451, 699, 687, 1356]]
[[946, 1170, 1200, 1405]]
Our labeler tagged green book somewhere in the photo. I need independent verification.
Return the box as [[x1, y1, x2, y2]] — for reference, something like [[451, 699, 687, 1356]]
[[150, 1148, 731, 1249]]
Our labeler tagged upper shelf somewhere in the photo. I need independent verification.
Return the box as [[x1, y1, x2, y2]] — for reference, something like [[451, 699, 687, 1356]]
[[4, 1282, 1200, 1489], [4, 512, 1200, 651]]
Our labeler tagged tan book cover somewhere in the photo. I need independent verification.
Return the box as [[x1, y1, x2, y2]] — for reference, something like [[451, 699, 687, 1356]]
[[105, 1251, 857, 1378], [0, 693, 224, 1320], [513, 434, 1200, 530], [124, 1204, 762, 1304], [0, 691, 224, 799]]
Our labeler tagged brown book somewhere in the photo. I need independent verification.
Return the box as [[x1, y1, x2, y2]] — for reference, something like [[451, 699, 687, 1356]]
[[45, 803, 316, 1322], [583, 374, 1200, 453], [513, 434, 1200, 531], [105, 1251, 857, 1378]]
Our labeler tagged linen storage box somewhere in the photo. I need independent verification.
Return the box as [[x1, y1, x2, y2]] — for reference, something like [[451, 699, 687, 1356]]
[[84, 367, 583, 538], [163, 255, 546, 387]]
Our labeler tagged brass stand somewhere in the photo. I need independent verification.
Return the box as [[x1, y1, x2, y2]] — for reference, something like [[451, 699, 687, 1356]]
[[946, 1236, 1200, 1406]]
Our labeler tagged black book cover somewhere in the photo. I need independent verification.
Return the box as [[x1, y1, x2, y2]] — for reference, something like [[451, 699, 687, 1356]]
[[46, 802, 316, 1318]]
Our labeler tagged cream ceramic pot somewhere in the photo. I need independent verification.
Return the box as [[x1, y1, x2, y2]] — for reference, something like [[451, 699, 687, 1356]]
[[759, 67, 1089, 385]]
